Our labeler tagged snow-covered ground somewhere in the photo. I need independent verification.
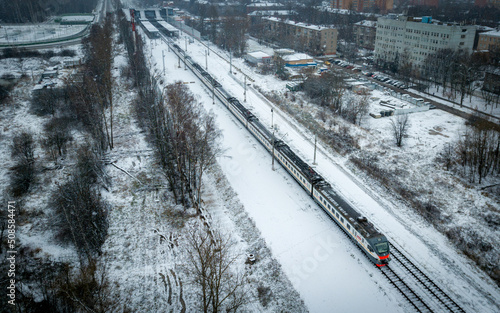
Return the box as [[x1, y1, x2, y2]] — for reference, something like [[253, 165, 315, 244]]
[[142, 31, 500, 312], [0, 24, 88, 45]]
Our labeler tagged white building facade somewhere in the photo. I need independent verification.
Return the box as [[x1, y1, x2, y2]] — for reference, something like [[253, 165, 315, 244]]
[[374, 15, 476, 71]]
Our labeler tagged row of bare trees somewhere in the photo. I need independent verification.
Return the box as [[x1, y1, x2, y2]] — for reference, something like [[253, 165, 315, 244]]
[[80, 14, 115, 151], [137, 79, 221, 207], [116, 11, 252, 310], [118, 12, 222, 208], [438, 123, 500, 184]]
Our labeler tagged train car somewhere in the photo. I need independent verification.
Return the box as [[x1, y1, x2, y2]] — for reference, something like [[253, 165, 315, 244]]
[[313, 183, 390, 266], [167, 40, 390, 266]]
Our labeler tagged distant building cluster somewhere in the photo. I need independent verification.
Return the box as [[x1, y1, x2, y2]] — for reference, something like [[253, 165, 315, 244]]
[[331, 0, 393, 12]]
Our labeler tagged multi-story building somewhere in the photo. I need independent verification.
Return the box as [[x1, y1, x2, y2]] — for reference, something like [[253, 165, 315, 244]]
[[262, 17, 338, 56], [475, 0, 500, 8], [477, 30, 500, 51], [331, 0, 393, 12], [354, 20, 377, 50], [374, 15, 476, 71], [409, 0, 439, 7]]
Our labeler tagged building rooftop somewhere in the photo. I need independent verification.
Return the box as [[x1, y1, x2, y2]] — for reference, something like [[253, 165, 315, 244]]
[[380, 15, 476, 27], [481, 30, 500, 38], [264, 16, 334, 31], [355, 20, 377, 27], [248, 51, 271, 59], [247, 2, 284, 8], [248, 10, 295, 16], [283, 53, 313, 62]]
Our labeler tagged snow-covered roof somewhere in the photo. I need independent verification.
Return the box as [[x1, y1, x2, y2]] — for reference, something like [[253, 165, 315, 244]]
[[263, 16, 335, 31], [480, 30, 500, 38], [248, 10, 295, 16], [274, 48, 295, 55], [354, 20, 377, 27], [247, 2, 283, 8], [248, 51, 271, 59], [283, 53, 313, 61]]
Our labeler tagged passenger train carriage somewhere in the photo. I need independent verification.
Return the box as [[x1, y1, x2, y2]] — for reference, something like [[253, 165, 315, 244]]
[[169, 39, 390, 266]]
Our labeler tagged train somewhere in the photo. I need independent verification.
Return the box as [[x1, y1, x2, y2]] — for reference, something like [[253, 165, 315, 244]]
[[168, 39, 391, 267]]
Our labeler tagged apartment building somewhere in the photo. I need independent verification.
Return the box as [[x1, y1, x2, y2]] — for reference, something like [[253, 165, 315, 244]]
[[262, 17, 337, 56], [354, 20, 377, 50], [374, 15, 476, 70], [477, 30, 500, 51]]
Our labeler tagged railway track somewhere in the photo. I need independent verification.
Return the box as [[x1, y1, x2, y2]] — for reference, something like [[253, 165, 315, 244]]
[[382, 244, 466, 313]]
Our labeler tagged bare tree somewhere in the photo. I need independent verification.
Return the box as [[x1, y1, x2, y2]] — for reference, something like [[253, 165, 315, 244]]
[[182, 223, 251, 313], [455, 126, 500, 184], [341, 94, 370, 125], [390, 114, 410, 147], [10, 131, 36, 197], [42, 117, 73, 162], [219, 16, 248, 56], [52, 145, 108, 259]]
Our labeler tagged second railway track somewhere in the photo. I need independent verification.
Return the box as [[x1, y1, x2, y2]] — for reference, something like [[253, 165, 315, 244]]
[[383, 244, 466, 313]]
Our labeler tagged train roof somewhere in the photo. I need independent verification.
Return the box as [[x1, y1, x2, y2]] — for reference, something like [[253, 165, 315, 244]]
[[318, 184, 383, 239], [278, 144, 322, 182]]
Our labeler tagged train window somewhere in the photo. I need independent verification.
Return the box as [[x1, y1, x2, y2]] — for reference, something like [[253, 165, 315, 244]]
[[340, 217, 344, 223], [347, 224, 350, 230], [335, 212, 339, 218]]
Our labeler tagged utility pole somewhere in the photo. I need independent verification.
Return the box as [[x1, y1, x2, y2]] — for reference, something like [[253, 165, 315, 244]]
[[244, 75, 247, 102], [313, 135, 317, 165], [229, 50, 232, 74], [162, 50, 165, 75], [212, 82, 215, 105], [205, 49, 208, 70], [271, 108, 274, 129], [272, 129, 275, 171], [184, 51, 186, 70]]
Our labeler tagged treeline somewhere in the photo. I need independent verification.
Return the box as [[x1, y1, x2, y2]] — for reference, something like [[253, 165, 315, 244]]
[[117, 10, 221, 208], [1, 48, 76, 60], [437, 120, 500, 185], [0, 0, 99, 23], [376, 47, 500, 109]]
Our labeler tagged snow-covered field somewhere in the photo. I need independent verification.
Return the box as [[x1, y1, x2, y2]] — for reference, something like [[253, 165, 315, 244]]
[[142, 31, 499, 312]]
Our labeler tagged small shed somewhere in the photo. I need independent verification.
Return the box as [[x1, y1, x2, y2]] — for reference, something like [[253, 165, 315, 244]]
[[245, 51, 272, 65]]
